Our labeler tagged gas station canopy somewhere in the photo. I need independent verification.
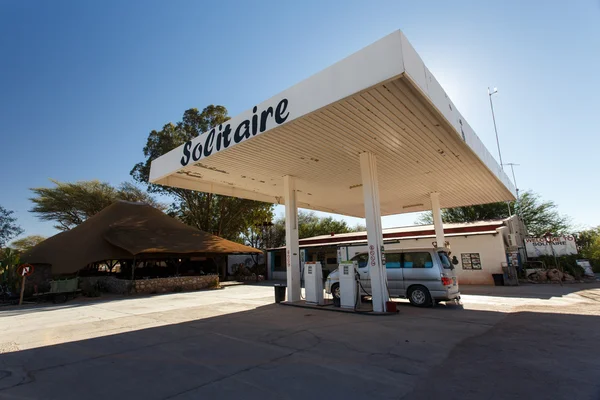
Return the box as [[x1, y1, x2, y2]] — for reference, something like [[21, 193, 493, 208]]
[[150, 30, 516, 217]]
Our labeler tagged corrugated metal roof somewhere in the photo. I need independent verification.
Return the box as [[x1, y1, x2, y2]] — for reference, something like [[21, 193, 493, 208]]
[[150, 30, 515, 217], [304, 220, 505, 242]]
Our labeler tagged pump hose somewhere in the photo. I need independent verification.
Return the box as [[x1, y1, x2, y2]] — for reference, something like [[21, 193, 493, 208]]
[[356, 274, 392, 309]]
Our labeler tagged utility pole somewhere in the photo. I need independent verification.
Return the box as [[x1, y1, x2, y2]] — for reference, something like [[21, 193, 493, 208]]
[[505, 163, 520, 204], [488, 87, 504, 170], [488, 87, 511, 216]]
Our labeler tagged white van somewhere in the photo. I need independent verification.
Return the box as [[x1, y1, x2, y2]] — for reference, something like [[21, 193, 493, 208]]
[[325, 248, 460, 307]]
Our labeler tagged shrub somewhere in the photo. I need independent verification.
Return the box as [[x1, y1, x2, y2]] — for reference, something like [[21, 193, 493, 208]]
[[172, 285, 183, 293], [81, 281, 101, 297]]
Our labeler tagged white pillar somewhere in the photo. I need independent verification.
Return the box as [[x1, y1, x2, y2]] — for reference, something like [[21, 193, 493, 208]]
[[359, 152, 389, 313], [284, 175, 301, 302], [430, 192, 445, 248]]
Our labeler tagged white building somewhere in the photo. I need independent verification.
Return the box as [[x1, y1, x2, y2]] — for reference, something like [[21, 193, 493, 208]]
[[268, 216, 526, 285]]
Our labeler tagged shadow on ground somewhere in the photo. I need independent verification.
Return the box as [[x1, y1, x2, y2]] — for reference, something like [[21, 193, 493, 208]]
[[0, 286, 227, 317], [459, 282, 600, 300], [1, 298, 599, 400]]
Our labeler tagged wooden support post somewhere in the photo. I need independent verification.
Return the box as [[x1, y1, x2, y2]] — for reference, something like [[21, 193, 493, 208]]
[[131, 256, 136, 281]]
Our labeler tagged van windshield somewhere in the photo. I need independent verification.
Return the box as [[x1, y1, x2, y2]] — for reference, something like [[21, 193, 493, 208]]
[[438, 251, 452, 269]]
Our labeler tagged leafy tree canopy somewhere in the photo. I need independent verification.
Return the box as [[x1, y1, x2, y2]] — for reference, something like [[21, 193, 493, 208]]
[[297, 211, 356, 239], [30, 180, 162, 231], [131, 105, 274, 241], [576, 227, 600, 271], [10, 235, 46, 253], [416, 190, 571, 237], [0, 206, 23, 249], [248, 211, 362, 250]]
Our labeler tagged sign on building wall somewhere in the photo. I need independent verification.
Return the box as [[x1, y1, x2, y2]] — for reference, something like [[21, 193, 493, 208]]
[[461, 253, 482, 270], [524, 236, 578, 258]]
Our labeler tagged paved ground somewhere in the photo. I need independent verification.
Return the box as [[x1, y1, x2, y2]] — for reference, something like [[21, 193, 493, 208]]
[[1, 282, 600, 399]]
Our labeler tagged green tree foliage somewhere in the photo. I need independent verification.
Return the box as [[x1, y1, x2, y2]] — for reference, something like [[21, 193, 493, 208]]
[[131, 105, 274, 241], [30, 180, 162, 231], [0, 247, 20, 291], [417, 202, 510, 225], [257, 211, 360, 249], [518, 191, 571, 236], [576, 227, 600, 272], [297, 211, 355, 239], [416, 190, 570, 236], [0, 206, 23, 249], [10, 235, 46, 253]]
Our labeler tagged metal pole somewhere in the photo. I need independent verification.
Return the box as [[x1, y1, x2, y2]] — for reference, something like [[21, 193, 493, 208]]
[[505, 163, 520, 216], [19, 275, 26, 306], [488, 87, 504, 169], [506, 163, 520, 202]]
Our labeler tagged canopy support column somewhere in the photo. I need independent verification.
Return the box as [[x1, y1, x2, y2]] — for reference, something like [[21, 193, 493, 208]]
[[359, 152, 389, 313], [430, 192, 445, 248], [284, 175, 301, 302]]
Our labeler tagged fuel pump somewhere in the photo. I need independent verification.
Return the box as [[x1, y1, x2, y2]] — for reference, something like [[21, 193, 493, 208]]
[[338, 261, 359, 309], [304, 261, 324, 305]]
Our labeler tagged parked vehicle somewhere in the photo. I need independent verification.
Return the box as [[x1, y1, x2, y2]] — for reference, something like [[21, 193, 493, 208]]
[[325, 248, 460, 307]]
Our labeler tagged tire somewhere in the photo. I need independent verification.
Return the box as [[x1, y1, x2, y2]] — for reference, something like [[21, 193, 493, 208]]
[[408, 285, 432, 307], [331, 283, 340, 299]]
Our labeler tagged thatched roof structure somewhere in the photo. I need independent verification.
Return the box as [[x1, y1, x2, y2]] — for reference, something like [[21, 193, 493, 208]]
[[22, 201, 260, 274]]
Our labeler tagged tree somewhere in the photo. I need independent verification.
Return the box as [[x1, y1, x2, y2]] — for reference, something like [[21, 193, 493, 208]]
[[30, 180, 162, 231], [297, 211, 354, 239], [417, 202, 510, 225], [518, 191, 571, 236], [257, 211, 359, 249], [575, 227, 600, 271], [131, 105, 274, 240], [10, 235, 46, 253], [0, 206, 23, 249], [0, 247, 20, 291], [416, 190, 570, 237]]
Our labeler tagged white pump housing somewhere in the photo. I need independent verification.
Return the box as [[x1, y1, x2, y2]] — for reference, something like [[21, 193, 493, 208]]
[[304, 261, 324, 305], [338, 261, 358, 309]]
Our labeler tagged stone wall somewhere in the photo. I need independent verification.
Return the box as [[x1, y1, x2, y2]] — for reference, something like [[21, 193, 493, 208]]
[[133, 275, 219, 294], [25, 264, 53, 295], [80, 276, 132, 294], [229, 275, 265, 282]]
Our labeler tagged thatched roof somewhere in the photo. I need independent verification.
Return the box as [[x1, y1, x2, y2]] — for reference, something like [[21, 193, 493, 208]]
[[21, 201, 261, 274]]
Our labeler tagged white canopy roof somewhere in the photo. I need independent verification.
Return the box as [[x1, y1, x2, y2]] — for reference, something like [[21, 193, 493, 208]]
[[150, 30, 515, 218]]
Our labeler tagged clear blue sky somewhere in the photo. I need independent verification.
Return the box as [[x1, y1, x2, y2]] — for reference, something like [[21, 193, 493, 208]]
[[2, 0, 599, 241]]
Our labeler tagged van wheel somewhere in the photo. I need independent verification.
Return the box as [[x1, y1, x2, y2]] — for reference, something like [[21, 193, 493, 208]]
[[408, 286, 432, 307], [331, 283, 340, 299]]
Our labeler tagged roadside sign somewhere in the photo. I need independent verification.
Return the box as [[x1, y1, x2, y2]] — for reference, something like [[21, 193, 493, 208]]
[[17, 264, 34, 277]]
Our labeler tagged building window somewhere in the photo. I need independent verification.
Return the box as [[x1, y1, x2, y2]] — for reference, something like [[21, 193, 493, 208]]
[[326, 257, 338, 265], [386, 253, 402, 269], [461, 253, 482, 270], [273, 253, 285, 272], [402, 252, 433, 268]]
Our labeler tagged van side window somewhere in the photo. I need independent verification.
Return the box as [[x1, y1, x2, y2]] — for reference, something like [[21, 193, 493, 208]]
[[351, 253, 369, 268], [402, 252, 433, 268], [386, 253, 401, 268]]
